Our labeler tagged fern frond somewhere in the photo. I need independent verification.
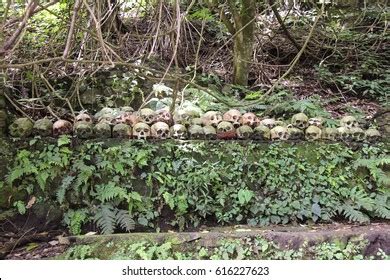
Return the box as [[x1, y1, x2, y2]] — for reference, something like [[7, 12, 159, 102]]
[[116, 209, 135, 232], [94, 183, 127, 203], [56, 175, 75, 204], [94, 204, 117, 234], [341, 205, 370, 223]]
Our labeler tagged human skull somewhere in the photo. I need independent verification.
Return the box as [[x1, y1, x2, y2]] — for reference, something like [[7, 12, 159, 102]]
[[191, 118, 203, 126], [9, 118, 34, 138], [223, 109, 242, 128], [340, 116, 359, 129], [322, 127, 338, 141], [170, 124, 187, 139], [203, 125, 217, 140], [287, 124, 304, 140], [115, 112, 138, 126], [202, 111, 222, 128], [337, 127, 351, 141], [291, 113, 309, 129], [308, 117, 324, 128], [236, 125, 253, 139], [188, 124, 204, 139], [151, 122, 170, 139], [53, 119, 73, 137], [155, 109, 173, 125], [138, 108, 156, 125], [365, 128, 381, 142], [75, 113, 93, 124], [183, 105, 202, 120], [33, 118, 53, 137], [133, 122, 151, 140], [94, 122, 112, 138], [217, 121, 236, 139], [74, 121, 94, 139], [120, 106, 134, 114], [260, 118, 276, 129], [241, 112, 259, 128], [173, 109, 190, 126], [305, 125, 322, 141], [112, 123, 132, 139], [94, 107, 120, 124], [253, 125, 270, 140], [350, 127, 365, 142], [270, 126, 289, 141]]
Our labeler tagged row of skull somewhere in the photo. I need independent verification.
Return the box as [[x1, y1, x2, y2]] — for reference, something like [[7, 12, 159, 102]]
[[6, 113, 382, 142]]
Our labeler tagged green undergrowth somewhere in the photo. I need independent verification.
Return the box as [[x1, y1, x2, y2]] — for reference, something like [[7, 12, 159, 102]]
[[61, 236, 389, 260], [1, 137, 389, 234]]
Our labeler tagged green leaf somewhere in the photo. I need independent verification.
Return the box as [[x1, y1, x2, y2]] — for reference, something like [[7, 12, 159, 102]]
[[57, 135, 71, 147], [237, 189, 254, 205]]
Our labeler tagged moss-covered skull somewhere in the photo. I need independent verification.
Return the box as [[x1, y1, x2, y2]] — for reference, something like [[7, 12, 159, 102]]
[[287, 125, 304, 140], [94, 107, 120, 124], [260, 118, 276, 129], [270, 126, 289, 141], [340, 115, 358, 129], [253, 124, 271, 140], [9, 118, 34, 138], [322, 127, 338, 141], [241, 112, 259, 128], [223, 109, 242, 128], [188, 124, 204, 139], [305, 125, 322, 141], [112, 123, 132, 139], [350, 127, 365, 142], [74, 121, 94, 139], [133, 122, 151, 140], [191, 117, 203, 126], [33, 118, 53, 137], [202, 111, 222, 128], [138, 108, 156, 125], [291, 113, 309, 129], [53, 119, 73, 137], [170, 124, 187, 139], [236, 125, 253, 139], [203, 125, 217, 140], [365, 128, 381, 142], [94, 122, 112, 138], [337, 126, 351, 141], [217, 121, 236, 139], [151, 122, 170, 139]]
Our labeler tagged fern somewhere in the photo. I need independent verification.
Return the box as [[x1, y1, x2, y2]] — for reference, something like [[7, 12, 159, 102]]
[[340, 205, 370, 223], [94, 182, 127, 203], [117, 209, 135, 232], [354, 158, 390, 187], [94, 204, 117, 234], [373, 193, 390, 219], [56, 175, 75, 204]]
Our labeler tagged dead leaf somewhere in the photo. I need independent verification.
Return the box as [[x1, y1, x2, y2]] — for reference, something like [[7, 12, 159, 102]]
[[26, 196, 36, 209]]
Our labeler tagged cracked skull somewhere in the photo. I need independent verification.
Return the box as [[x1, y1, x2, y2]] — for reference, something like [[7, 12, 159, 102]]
[[133, 122, 151, 140], [151, 122, 170, 139], [270, 126, 289, 141], [305, 125, 322, 141], [291, 113, 309, 129], [223, 109, 242, 128], [340, 116, 359, 129], [33, 118, 53, 137], [53, 119, 73, 137], [9, 118, 34, 138], [202, 111, 222, 127], [170, 124, 187, 139]]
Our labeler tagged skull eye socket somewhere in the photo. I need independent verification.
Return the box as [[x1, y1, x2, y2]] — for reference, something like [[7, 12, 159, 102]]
[[85, 117, 91, 122]]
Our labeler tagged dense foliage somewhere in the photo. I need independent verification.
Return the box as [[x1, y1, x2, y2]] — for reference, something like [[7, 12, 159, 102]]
[[2, 137, 389, 234]]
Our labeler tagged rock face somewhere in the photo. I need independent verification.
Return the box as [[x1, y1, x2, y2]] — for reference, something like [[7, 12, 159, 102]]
[[374, 107, 390, 140]]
